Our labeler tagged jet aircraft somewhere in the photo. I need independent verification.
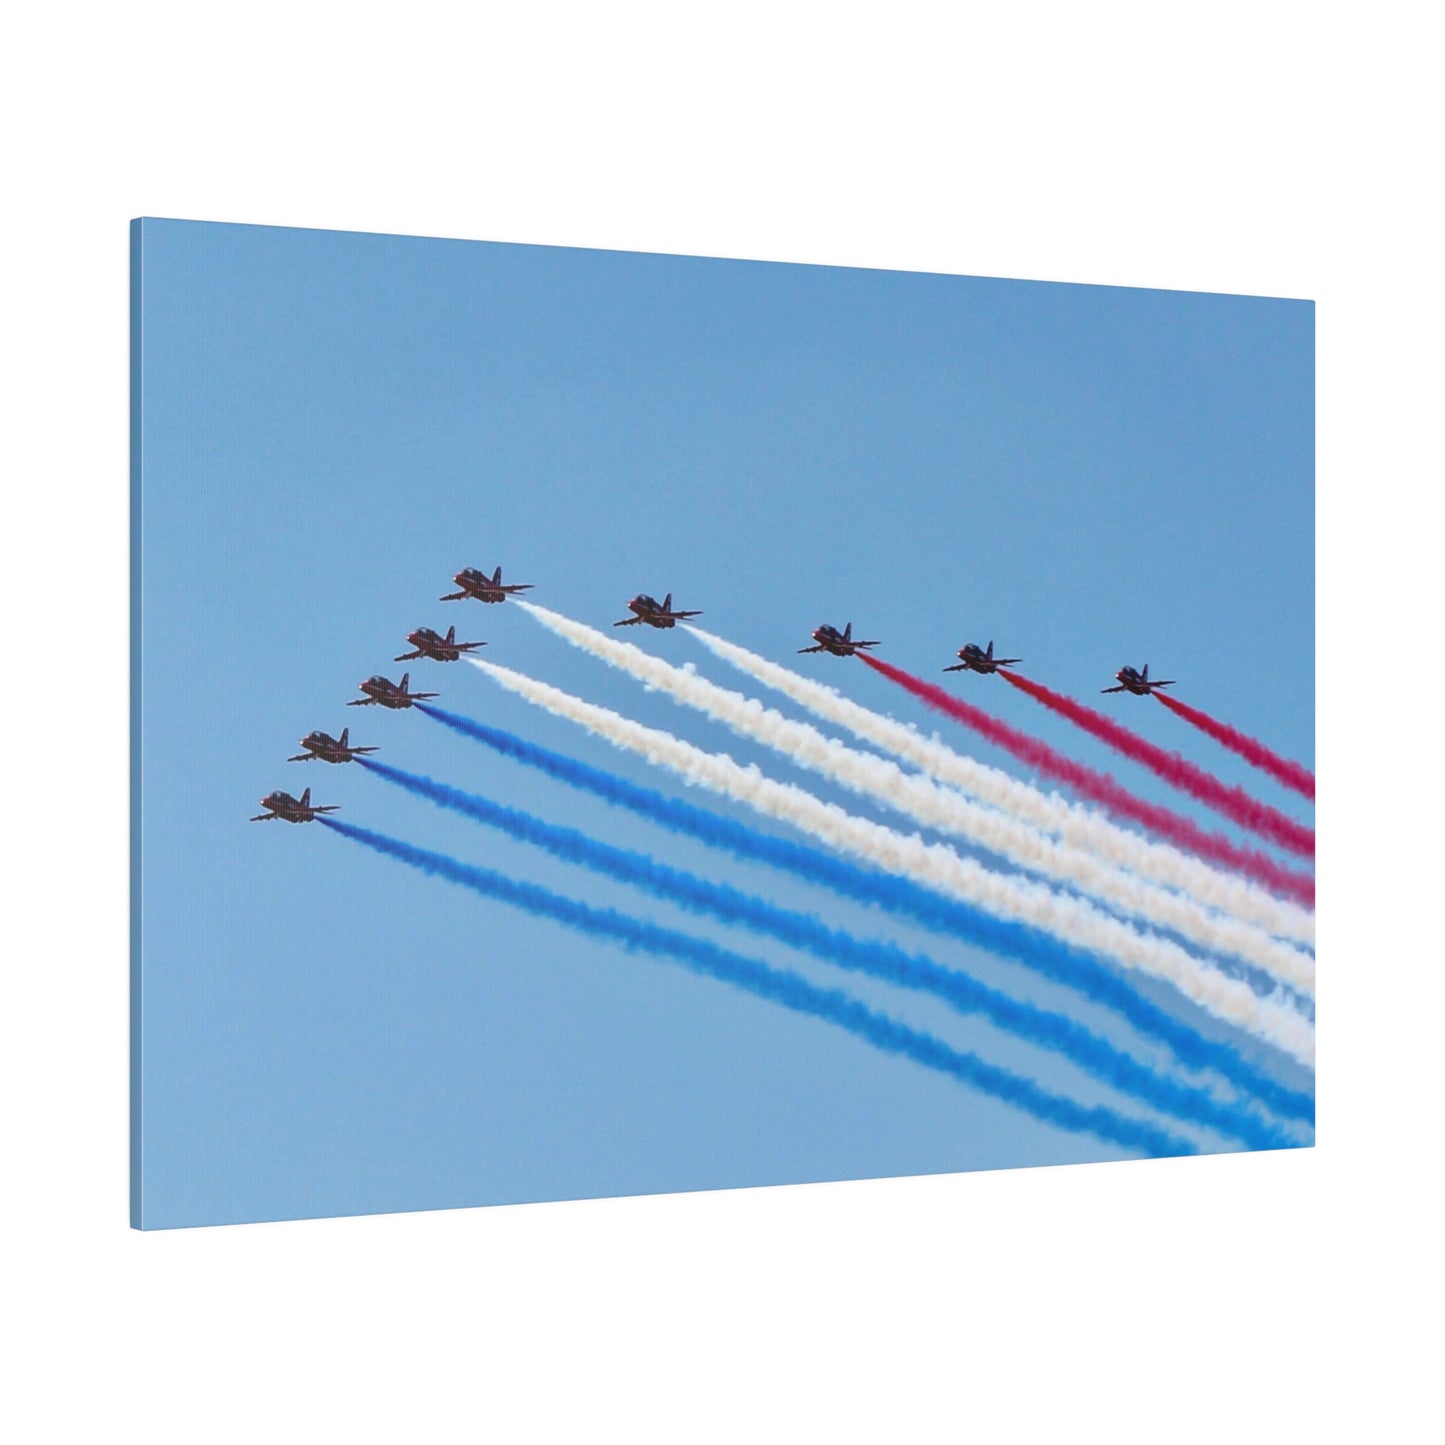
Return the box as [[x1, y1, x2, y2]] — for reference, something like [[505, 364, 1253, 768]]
[[441, 566, 534, 604], [395, 625, 486, 662], [799, 622, 880, 657], [1102, 663, 1176, 696], [288, 727, 378, 764], [347, 673, 439, 709], [250, 787, 339, 823], [613, 593, 703, 629], [945, 640, 1021, 675]]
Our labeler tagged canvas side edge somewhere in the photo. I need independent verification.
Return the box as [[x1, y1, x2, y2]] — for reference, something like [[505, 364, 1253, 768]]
[[129, 218, 145, 1229]]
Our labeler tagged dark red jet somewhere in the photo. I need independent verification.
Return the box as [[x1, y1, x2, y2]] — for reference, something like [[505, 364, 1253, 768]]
[[441, 566, 534, 604], [945, 640, 1021, 675], [395, 625, 485, 662], [613, 592, 703, 629], [250, 787, 339, 823], [1102, 663, 1176, 696], [288, 727, 378, 764], [799, 622, 880, 657], [348, 672, 439, 709]]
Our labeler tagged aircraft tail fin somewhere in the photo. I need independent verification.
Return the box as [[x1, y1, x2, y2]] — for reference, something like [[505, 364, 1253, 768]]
[[843, 623, 853, 641], [663, 593, 672, 612], [400, 672, 410, 692], [339, 727, 349, 748], [493, 566, 503, 584], [986, 641, 995, 658], [1142, 664, 1149, 681], [300, 787, 311, 808], [446, 625, 456, 644]]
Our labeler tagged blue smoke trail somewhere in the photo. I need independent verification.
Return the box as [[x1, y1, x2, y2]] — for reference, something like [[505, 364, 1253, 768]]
[[320, 816, 1195, 1158], [361, 756, 1292, 1150], [418, 703, 1313, 1126]]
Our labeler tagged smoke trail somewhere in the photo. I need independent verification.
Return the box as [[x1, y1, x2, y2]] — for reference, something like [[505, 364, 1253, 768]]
[[518, 602, 1313, 991], [456, 665, 1316, 1069], [690, 626, 1314, 946], [320, 817, 1198, 1157], [999, 671, 1315, 859], [418, 703, 1313, 1122], [358, 757, 1294, 1148], [1154, 692, 1315, 801], [857, 653, 1315, 906]]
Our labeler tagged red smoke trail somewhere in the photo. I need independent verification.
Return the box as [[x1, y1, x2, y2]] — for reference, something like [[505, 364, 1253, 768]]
[[996, 671, 1314, 858], [1154, 692, 1315, 801], [857, 653, 1314, 906]]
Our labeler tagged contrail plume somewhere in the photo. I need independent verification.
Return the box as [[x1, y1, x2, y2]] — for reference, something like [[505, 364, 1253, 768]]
[[857, 653, 1315, 906], [688, 626, 1314, 947], [516, 601, 1312, 991], [999, 670, 1315, 859], [320, 817, 1198, 1157], [358, 757, 1294, 1148], [418, 703, 1313, 1123], [462, 662, 1316, 1068], [1154, 692, 1315, 801]]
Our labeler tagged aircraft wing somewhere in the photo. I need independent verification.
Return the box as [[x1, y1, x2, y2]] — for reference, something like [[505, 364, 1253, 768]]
[[286, 752, 315, 762], [347, 697, 378, 706], [943, 663, 969, 672], [455, 641, 487, 652], [797, 644, 827, 653], [249, 811, 278, 821], [613, 617, 645, 626], [1100, 685, 1127, 693], [313, 805, 341, 814], [352, 746, 380, 755], [673, 609, 703, 619], [439, 589, 470, 601], [412, 691, 439, 701], [394, 649, 425, 661]]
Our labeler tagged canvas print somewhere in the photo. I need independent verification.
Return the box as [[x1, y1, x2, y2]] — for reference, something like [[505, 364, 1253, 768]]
[[130, 218, 1314, 1229]]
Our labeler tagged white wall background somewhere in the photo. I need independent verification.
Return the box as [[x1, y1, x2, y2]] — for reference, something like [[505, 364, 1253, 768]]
[[1, 4, 1437, 1439]]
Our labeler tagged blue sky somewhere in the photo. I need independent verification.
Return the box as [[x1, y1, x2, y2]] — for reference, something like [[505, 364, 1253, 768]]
[[133, 218, 1313, 1228]]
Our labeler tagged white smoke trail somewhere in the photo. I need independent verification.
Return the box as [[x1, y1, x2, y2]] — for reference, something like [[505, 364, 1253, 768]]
[[688, 626, 1316, 949], [516, 602, 1314, 996], [468, 655, 1315, 1067]]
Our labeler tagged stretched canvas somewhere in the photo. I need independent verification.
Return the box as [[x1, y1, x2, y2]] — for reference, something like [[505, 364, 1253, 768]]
[[130, 218, 1314, 1229]]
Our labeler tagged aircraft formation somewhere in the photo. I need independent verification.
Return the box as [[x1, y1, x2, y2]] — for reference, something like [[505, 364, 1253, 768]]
[[252, 561, 533, 822], [252, 566, 1179, 821]]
